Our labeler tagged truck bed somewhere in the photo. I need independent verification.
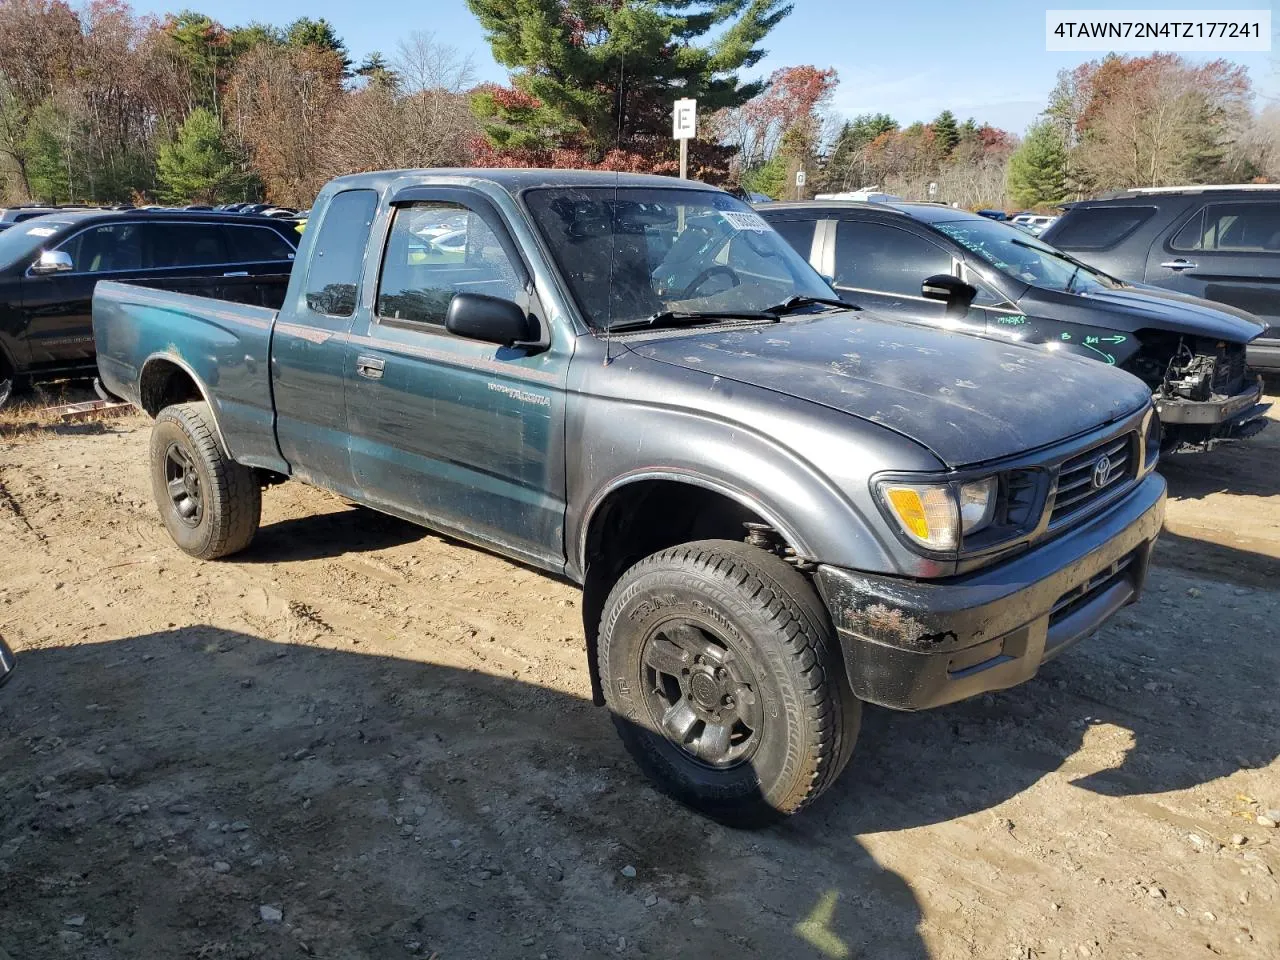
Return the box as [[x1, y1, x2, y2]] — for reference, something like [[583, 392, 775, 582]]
[[93, 277, 289, 470]]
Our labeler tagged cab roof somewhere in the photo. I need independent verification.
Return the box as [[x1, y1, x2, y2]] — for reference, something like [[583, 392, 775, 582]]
[[5, 208, 297, 228], [325, 168, 725, 196], [758, 199, 990, 224]]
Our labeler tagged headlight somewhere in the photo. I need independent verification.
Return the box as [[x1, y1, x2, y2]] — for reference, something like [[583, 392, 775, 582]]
[[878, 477, 999, 552], [958, 477, 997, 534]]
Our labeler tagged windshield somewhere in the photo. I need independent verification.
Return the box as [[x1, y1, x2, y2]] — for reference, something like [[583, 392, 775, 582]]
[[524, 186, 835, 330], [0, 218, 70, 269], [934, 218, 1120, 293]]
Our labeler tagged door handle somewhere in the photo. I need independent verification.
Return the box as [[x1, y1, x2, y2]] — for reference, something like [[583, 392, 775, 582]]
[[355, 356, 385, 380], [1160, 259, 1197, 271], [223, 271, 250, 277]]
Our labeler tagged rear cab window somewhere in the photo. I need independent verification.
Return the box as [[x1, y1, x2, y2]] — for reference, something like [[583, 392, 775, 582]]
[[303, 189, 379, 317], [1049, 206, 1155, 250]]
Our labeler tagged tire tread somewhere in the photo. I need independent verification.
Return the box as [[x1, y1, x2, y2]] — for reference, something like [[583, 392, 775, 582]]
[[151, 402, 260, 560], [599, 539, 860, 824]]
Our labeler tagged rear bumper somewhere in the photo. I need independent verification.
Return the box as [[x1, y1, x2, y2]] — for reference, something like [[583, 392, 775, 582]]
[[815, 472, 1166, 711], [0, 635, 15, 689], [1247, 337, 1280, 373]]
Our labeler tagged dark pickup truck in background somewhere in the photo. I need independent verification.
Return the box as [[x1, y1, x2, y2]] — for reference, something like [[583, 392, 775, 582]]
[[761, 200, 1270, 451], [95, 169, 1166, 825], [0, 210, 297, 407], [1041, 185, 1280, 374]]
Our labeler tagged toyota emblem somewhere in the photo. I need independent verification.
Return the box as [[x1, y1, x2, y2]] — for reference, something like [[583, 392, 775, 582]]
[[1091, 454, 1113, 490]]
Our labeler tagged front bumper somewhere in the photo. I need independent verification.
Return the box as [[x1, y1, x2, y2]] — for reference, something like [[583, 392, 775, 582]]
[[1156, 376, 1265, 426], [0, 635, 15, 689], [815, 472, 1166, 711]]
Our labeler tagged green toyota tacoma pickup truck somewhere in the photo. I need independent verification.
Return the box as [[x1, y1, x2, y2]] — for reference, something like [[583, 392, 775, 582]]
[[94, 169, 1166, 825]]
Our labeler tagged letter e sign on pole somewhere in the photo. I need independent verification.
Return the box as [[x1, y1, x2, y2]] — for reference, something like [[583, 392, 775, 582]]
[[673, 98, 697, 179]]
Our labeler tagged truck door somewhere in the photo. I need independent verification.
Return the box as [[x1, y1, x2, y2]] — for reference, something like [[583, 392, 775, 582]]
[[271, 188, 379, 495], [1147, 200, 1280, 326], [344, 189, 570, 571]]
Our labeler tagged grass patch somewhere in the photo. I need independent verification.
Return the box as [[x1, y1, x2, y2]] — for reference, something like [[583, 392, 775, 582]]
[[0, 382, 141, 441]]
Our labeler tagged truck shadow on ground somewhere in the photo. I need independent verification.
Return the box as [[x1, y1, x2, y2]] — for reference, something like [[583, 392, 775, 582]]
[[0, 629, 927, 960], [2, 562, 1273, 959], [240, 503, 427, 563]]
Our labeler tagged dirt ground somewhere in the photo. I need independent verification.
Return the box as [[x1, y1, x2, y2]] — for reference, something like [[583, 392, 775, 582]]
[[1, 396, 1277, 960]]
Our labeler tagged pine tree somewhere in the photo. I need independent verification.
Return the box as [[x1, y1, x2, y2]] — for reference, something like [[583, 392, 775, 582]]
[[1006, 120, 1069, 208], [357, 52, 398, 91], [466, 0, 793, 159], [156, 108, 246, 204], [932, 109, 959, 155], [285, 17, 352, 74]]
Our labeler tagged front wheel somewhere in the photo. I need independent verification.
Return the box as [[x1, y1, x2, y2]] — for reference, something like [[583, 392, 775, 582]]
[[149, 402, 261, 559], [599, 540, 860, 827]]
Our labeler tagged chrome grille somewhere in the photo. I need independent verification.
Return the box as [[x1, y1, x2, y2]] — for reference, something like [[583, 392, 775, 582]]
[[1049, 432, 1136, 526]]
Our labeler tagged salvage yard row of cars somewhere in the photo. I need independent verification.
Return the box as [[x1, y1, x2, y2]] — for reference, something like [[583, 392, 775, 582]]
[[2, 170, 1274, 825]]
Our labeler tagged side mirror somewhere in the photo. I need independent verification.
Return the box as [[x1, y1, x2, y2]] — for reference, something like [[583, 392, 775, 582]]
[[921, 274, 977, 317], [445, 292, 536, 347], [31, 249, 73, 274]]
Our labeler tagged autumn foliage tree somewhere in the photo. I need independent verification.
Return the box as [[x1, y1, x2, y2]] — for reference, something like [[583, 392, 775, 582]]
[[323, 33, 479, 176], [225, 44, 345, 207], [1048, 53, 1251, 192], [712, 64, 837, 196]]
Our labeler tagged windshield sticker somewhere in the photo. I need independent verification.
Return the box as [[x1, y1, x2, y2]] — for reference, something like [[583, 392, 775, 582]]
[[721, 211, 770, 233], [26, 226, 56, 237]]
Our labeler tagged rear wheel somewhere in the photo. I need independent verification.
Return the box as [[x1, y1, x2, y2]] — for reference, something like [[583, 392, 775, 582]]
[[149, 402, 260, 559], [599, 539, 860, 827]]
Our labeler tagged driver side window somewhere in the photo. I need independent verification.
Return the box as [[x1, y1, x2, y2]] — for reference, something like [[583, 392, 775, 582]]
[[833, 220, 953, 297], [376, 201, 521, 327], [57, 223, 143, 274]]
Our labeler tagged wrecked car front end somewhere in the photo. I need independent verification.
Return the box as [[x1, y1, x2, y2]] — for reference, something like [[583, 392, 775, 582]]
[[1124, 331, 1269, 450]]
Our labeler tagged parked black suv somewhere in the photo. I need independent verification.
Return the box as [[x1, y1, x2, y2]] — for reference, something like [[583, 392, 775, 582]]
[[0, 206, 72, 233], [759, 201, 1269, 450], [0, 210, 297, 406], [1041, 185, 1280, 372]]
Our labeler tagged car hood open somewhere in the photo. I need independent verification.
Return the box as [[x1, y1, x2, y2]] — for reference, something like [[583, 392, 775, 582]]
[[628, 310, 1151, 469]]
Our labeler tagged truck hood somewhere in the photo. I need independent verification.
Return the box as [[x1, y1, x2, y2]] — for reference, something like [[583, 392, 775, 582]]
[[627, 311, 1151, 468], [1047, 285, 1267, 342]]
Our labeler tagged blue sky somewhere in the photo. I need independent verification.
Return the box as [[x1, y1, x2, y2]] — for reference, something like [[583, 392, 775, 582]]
[[132, 0, 1278, 135]]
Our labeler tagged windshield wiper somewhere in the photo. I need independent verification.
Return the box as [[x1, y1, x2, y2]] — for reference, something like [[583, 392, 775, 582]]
[[760, 294, 853, 315], [605, 309, 780, 334]]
